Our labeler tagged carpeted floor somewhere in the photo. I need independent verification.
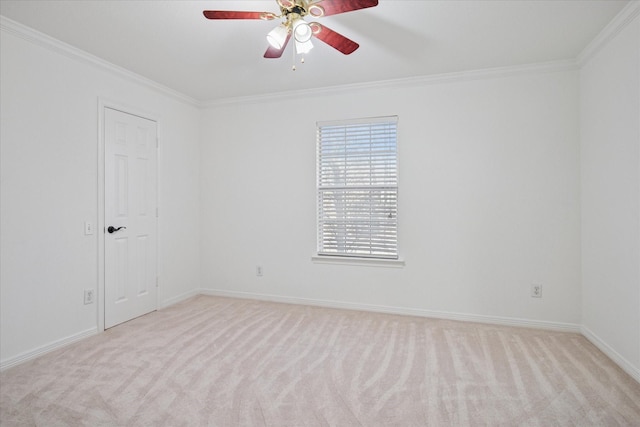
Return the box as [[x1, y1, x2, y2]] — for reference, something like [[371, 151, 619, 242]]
[[1, 295, 639, 426]]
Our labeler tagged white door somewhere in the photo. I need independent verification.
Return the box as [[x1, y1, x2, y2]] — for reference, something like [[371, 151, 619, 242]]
[[104, 107, 158, 329]]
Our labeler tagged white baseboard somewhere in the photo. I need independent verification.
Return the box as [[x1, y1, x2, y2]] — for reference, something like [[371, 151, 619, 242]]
[[581, 325, 640, 384], [202, 288, 640, 383], [6, 291, 636, 386], [200, 288, 581, 333], [159, 288, 200, 309], [0, 327, 98, 372], [1, 289, 197, 372]]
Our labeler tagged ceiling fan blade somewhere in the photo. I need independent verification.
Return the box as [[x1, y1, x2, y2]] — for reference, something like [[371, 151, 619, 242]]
[[311, 0, 378, 17], [203, 10, 275, 20], [311, 23, 359, 55], [264, 35, 291, 58]]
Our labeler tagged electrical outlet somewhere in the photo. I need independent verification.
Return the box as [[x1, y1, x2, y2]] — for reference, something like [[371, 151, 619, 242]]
[[531, 284, 542, 298], [84, 289, 94, 305], [256, 265, 263, 277]]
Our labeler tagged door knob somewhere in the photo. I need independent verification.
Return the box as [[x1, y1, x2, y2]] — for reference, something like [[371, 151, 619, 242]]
[[107, 226, 126, 234]]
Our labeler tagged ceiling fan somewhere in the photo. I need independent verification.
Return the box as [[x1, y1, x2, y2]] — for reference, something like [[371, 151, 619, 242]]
[[203, 0, 379, 61]]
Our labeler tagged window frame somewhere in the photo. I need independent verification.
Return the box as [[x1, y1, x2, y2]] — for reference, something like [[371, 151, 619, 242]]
[[315, 115, 400, 262]]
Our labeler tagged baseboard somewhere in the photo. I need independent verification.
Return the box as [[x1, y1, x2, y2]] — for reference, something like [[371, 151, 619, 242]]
[[581, 325, 640, 384], [6, 292, 633, 385], [200, 288, 581, 333], [1, 289, 199, 372], [0, 327, 98, 372], [159, 288, 200, 309]]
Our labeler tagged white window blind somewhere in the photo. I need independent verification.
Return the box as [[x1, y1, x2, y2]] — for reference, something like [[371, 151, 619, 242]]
[[316, 116, 398, 259]]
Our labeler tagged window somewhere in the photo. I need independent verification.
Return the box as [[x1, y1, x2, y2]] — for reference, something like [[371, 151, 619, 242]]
[[316, 116, 398, 259]]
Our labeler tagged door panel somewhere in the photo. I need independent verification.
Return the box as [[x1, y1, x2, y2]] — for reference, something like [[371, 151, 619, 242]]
[[105, 107, 157, 328]]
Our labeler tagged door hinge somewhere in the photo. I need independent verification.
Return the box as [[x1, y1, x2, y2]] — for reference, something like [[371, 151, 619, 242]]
[[156, 207, 159, 218], [156, 277, 159, 288]]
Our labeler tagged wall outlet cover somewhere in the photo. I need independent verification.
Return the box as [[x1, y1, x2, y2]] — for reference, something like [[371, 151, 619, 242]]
[[531, 284, 542, 298], [84, 289, 94, 304]]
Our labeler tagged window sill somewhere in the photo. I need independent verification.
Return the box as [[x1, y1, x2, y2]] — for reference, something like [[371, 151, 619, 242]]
[[311, 255, 405, 268]]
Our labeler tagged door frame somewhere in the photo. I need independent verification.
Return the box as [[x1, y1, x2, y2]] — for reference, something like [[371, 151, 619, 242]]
[[97, 97, 161, 332]]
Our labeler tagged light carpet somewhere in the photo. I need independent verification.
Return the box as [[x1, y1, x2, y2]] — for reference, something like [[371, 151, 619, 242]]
[[1, 295, 639, 426]]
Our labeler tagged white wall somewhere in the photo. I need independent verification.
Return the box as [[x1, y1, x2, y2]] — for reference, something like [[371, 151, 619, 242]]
[[0, 27, 201, 365], [200, 68, 582, 327], [580, 13, 640, 376]]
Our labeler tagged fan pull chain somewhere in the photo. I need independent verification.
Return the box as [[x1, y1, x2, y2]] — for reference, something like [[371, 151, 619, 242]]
[[292, 41, 296, 71], [291, 38, 304, 71], [291, 48, 305, 71]]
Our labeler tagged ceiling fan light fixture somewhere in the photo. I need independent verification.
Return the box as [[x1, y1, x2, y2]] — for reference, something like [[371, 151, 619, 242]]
[[292, 18, 312, 43], [295, 38, 314, 54], [267, 23, 289, 49]]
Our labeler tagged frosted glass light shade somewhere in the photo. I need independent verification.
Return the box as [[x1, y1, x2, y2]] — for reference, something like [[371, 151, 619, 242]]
[[292, 19, 312, 42], [295, 39, 314, 54], [267, 24, 288, 49]]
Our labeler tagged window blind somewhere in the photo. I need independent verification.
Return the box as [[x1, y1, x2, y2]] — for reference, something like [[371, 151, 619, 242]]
[[316, 116, 398, 259]]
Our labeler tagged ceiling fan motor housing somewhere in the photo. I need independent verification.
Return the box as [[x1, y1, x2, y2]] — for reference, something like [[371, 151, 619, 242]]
[[278, 1, 325, 19]]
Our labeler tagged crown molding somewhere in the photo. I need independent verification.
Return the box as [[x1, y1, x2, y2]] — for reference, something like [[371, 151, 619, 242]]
[[577, 0, 640, 66], [0, 15, 201, 108], [202, 59, 578, 108], [4, 0, 633, 111]]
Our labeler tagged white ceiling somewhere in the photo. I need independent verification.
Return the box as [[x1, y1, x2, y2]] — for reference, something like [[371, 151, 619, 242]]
[[0, 0, 630, 102]]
